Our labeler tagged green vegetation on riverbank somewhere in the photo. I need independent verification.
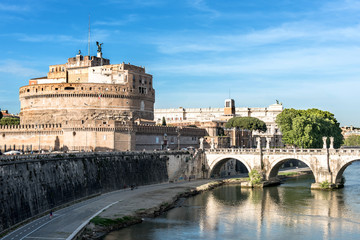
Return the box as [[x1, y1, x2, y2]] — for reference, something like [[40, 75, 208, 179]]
[[90, 215, 139, 227]]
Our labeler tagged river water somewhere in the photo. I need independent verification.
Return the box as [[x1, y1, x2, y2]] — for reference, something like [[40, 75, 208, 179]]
[[105, 162, 360, 240]]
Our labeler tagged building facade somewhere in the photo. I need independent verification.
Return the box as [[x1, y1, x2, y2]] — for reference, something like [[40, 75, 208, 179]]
[[1, 47, 205, 152], [155, 99, 284, 148]]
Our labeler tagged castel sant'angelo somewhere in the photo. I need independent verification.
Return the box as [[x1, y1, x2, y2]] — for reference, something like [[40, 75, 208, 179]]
[[0, 44, 205, 152]]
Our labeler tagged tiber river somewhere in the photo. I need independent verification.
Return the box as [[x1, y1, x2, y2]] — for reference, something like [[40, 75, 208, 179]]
[[105, 162, 360, 240]]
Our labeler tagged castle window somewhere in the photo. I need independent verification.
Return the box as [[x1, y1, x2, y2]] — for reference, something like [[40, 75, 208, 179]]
[[65, 87, 75, 90], [140, 101, 145, 111], [90, 87, 92, 90], [27, 89, 30, 92], [51, 68, 54, 72], [133, 75, 135, 81]]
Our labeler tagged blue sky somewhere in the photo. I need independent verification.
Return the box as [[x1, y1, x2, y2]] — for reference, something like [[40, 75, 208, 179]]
[[1, 0, 360, 126]]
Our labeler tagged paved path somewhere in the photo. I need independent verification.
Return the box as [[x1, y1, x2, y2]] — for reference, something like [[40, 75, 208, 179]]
[[1, 180, 212, 240]]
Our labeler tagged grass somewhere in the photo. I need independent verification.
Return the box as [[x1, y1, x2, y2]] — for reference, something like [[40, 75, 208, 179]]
[[278, 172, 298, 176], [90, 215, 136, 226]]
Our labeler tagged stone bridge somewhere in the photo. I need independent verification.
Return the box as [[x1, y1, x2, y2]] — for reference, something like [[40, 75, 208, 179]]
[[204, 147, 360, 188]]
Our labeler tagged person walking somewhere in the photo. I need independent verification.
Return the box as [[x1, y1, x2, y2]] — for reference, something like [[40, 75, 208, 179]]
[[49, 210, 53, 219]]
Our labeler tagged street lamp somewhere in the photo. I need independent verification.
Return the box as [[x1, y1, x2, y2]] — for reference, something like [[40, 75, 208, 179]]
[[176, 127, 181, 150], [35, 124, 40, 153]]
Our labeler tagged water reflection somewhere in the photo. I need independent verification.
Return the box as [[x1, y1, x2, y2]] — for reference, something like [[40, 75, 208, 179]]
[[105, 163, 360, 240]]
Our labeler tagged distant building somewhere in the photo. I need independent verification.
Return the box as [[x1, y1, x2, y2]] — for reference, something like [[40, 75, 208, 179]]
[[1, 110, 19, 119], [154, 99, 284, 148]]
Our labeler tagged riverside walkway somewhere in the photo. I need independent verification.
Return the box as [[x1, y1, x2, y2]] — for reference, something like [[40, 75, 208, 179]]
[[2, 180, 212, 240]]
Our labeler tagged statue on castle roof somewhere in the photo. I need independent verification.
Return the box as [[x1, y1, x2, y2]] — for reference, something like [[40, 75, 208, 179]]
[[96, 41, 103, 53]]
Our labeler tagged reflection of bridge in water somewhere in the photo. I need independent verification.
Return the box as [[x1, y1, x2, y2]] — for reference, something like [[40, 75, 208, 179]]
[[199, 184, 353, 238], [204, 146, 360, 188]]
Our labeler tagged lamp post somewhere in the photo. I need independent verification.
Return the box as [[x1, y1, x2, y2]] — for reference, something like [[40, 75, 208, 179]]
[[176, 127, 181, 150], [35, 124, 40, 153]]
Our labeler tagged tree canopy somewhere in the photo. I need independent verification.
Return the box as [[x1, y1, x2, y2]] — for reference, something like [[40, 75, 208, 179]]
[[0, 117, 20, 125], [343, 135, 360, 147], [276, 108, 343, 148], [225, 117, 267, 132]]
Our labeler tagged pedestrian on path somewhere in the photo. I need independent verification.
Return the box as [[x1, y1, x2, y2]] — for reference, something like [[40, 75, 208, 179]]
[[49, 210, 53, 219]]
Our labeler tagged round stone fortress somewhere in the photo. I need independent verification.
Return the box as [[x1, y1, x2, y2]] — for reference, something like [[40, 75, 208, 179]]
[[19, 50, 155, 125], [19, 82, 155, 124]]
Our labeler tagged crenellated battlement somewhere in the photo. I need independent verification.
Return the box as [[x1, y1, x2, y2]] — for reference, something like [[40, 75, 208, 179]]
[[0, 123, 62, 130]]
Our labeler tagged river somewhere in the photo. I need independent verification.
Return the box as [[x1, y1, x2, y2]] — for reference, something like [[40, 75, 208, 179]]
[[105, 162, 360, 240]]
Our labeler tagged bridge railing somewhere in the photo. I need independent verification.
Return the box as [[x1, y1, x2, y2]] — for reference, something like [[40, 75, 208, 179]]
[[332, 149, 360, 154], [205, 148, 325, 154]]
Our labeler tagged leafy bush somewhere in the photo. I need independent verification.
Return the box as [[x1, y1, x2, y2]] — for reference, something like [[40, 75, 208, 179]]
[[249, 169, 262, 185]]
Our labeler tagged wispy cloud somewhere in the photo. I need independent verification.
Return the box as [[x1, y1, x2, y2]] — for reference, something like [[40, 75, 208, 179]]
[[151, 46, 360, 78], [322, 0, 360, 12], [151, 22, 360, 54], [0, 3, 30, 12], [0, 60, 42, 78], [94, 15, 138, 26], [103, 0, 165, 7], [187, 0, 220, 18]]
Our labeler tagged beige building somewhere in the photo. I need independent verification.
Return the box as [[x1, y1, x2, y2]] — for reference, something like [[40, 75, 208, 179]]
[[1, 47, 205, 152], [155, 99, 284, 148]]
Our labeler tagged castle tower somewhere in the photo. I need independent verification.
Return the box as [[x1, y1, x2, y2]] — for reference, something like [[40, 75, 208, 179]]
[[224, 99, 235, 116]]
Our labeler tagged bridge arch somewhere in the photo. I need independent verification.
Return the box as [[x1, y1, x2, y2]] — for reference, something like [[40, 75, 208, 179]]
[[266, 157, 315, 181], [333, 159, 360, 185], [209, 156, 251, 178]]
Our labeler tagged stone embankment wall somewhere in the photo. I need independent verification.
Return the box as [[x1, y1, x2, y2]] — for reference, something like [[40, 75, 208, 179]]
[[0, 151, 178, 233]]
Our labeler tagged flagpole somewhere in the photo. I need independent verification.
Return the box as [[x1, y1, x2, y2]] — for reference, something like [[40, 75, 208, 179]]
[[88, 15, 91, 57]]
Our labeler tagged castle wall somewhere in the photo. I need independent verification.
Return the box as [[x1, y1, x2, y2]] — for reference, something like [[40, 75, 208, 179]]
[[0, 124, 63, 152], [0, 121, 206, 153], [0, 152, 170, 232], [19, 83, 155, 124]]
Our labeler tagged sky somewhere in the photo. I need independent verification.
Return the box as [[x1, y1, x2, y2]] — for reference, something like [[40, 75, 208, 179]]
[[1, 0, 360, 126]]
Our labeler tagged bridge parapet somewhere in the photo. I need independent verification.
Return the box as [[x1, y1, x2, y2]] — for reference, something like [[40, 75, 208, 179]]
[[205, 148, 258, 154], [330, 148, 360, 155], [205, 148, 325, 155]]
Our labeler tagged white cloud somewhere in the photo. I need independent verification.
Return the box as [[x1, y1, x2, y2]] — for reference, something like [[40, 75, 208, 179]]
[[152, 22, 360, 54], [322, 0, 360, 12], [94, 15, 138, 26], [187, 0, 220, 18], [0, 60, 42, 78], [151, 46, 360, 77], [0, 3, 29, 12]]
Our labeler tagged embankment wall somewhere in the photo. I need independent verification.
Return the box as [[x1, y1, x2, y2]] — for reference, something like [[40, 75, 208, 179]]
[[0, 152, 175, 232]]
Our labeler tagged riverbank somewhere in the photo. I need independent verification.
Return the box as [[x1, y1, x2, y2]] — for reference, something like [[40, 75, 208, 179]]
[[80, 168, 313, 239], [80, 180, 223, 239]]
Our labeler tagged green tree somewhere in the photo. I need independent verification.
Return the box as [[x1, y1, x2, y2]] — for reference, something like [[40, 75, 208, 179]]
[[343, 135, 360, 146], [225, 117, 267, 132], [161, 117, 167, 126], [276, 108, 343, 148], [0, 117, 20, 125]]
